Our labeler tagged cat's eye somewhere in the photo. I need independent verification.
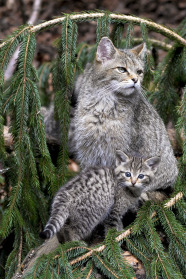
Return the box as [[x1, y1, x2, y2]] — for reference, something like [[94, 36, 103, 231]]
[[138, 174, 144, 179], [137, 69, 143, 75], [125, 172, 131, 177], [117, 67, 127, 73]]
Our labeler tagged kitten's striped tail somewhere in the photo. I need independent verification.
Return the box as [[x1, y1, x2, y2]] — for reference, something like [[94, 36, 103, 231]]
[[39, 207, 69, 239]]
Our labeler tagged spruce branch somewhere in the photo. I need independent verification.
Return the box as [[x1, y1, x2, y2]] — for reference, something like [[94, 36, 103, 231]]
[[93, 252, 120, 279], [96, 11, 111, 42], [69, 192, 184, 266], [111, 22, 125, 48], [133, 38, 172, 51], [4, 0, 42, 80], [143, 210, 183, 279], [82, 262, 94, 279], [0, 12, 186, 49], [164, 192, 184, 208], [73, 43, 89, 74], [105, 229, 135, 278], [125, 237, 150, 263], [54, 16, 78, 185], [125, 23, 134, 48], [155, 204, 186, 270], [26, 78, 45, 154], [0, 26, 29, 70]]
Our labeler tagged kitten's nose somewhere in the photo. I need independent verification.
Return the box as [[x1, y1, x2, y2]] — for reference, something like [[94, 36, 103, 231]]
[[132, 77, 138, 83], [131, 178, 137, 185]]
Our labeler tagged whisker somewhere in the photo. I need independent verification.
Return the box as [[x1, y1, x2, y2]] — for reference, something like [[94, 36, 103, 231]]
[[97, 83, 121, 95]]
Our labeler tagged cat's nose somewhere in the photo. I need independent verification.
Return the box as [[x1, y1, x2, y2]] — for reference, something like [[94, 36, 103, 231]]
[[131, 178, 137, 185], [132, 77, 138, 83]]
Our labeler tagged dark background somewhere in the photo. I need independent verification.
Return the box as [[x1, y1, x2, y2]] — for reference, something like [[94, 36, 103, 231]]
[[0, 0, 186, 64]]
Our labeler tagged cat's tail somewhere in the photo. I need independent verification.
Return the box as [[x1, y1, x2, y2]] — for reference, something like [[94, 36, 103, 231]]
[[39, 206, 69, 240]]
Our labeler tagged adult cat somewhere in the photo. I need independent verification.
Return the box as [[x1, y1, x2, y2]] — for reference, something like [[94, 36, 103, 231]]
[[74, 37, 178, 193]]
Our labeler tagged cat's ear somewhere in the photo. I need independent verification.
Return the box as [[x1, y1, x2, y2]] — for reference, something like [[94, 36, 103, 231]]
[[145, 156, 160, 171], [116, 150, 130, 164], [130, 43, 147, 60], [96, 37, 116, 63]]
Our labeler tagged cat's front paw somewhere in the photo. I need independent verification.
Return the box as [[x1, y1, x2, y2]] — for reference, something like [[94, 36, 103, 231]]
[[140, 193, 149, 201], [140, 191, 167, 203], [104, 220, 123, 236]]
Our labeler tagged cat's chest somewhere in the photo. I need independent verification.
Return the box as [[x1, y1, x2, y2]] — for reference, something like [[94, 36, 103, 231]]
[[78, 101, 132, 133]]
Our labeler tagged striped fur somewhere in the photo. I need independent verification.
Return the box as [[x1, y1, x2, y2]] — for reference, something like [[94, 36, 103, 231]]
[[74, 37, 178, 193], [40, 151, 160, 241]]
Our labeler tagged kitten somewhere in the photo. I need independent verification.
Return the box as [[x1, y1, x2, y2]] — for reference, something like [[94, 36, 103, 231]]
[[103, 151, 161, 232], [74, 37, 178, 193], [39, 151, 160, 241]]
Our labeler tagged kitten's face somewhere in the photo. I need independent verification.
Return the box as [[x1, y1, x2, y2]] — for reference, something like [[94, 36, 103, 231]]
[[115, 151, 160, 197], [95, 37, 146, 96]]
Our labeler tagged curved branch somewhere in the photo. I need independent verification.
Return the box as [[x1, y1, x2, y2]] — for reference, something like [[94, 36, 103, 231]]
[[31, 13, 186, 46], [1, 12, 186, 50], [133, 38, 172, 51]]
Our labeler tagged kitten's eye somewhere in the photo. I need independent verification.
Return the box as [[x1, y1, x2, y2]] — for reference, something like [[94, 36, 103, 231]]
[[137, 69, 143, 75], [125, 172, 131, 177], [138, 174, 144, 179], [117, 67, 127, 73]]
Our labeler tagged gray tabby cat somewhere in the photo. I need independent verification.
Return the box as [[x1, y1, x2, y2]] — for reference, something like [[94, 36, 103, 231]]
[[74, 37, 178, 193], [39, 151, 160, 241]]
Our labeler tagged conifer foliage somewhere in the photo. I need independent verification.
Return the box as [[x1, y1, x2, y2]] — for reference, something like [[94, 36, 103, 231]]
[[0, 11, 185, 279]]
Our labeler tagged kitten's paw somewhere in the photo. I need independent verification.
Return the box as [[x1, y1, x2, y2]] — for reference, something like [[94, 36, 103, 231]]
[[39, 230, 51, 239], [140, 193, 149, 201], [140, 191, 167, 203], [149, 191, 167, 202]]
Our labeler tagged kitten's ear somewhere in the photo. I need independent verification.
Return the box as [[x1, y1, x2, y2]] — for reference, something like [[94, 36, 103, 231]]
[[96, 37, 116, 63], [116, 150, 130, 164], [145, 156, 160, 171], [130, 43, 147, 60]]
